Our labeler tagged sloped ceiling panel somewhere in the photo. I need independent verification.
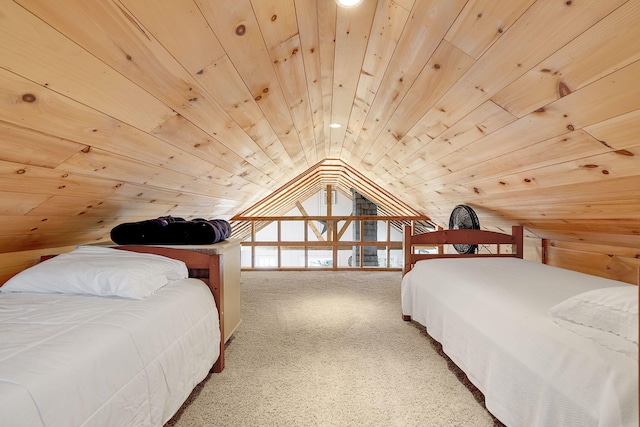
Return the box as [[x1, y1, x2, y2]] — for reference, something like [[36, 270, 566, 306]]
[[0, 0, 638, 253]]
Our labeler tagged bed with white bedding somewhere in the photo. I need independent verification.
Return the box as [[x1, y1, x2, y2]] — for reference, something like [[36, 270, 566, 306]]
[[401, 226, 638, 426], [0, 245, 224, 427]]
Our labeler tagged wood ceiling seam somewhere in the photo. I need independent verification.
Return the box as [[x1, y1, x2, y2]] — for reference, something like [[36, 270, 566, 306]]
[[339, 0, 412, 161], [1, 0, 175, 132], [491, 0, 640, 118], [252, 0, 317, 168], [443, 0, 537, 60], [57, 147, 258, 200], [464, 175, 640, 207], [329, 0, 378, 158], [0, 159, 124, 199], [582, 108, 640, 150], [400, 59, 640, 192], [361, 40, 476, 171], [192, 55, 298, 176], [149, 115, 283, 189], [377, 100, 516, 182], [16, 0, 286, 179], [270, 34, 317, 167], [294, 0, 326, 161], [418, 130, 612, 192], [316, 0, 337, 159], [118, 0, 226, 74], [196, 0, 306, 169], [348, 0, 468, 166], [446, 148, 640, 199], [0, 68, 251, 186], [403, 0, 628, 151]]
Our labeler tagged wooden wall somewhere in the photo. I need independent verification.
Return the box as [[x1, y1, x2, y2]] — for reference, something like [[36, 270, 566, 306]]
[[0, 246, 76, 285], [545, 240, 640, 285], [0, 1, 638, 284]]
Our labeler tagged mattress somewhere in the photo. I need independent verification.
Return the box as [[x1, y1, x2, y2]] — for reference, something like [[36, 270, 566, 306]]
[[401, 257, 638, 427], [0, 278, 220, 427]]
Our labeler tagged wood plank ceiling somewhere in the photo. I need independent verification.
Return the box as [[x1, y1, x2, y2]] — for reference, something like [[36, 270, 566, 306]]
[[0, 0, 639, 253]]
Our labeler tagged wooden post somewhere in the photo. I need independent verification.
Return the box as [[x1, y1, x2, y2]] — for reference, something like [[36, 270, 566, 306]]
[[277, 220, 281, 268], [250, 221, 255, 269], [436, 225, 444, 255], [513, 225, 524, 259], [403, 225, 412, 276]]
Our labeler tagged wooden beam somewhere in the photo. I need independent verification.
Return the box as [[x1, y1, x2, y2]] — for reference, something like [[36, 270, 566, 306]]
[[336, 217, 353, 240], [295, 201, 325, 241]]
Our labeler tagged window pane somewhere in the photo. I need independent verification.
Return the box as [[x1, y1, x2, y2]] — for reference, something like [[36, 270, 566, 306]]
[[376, 220, 388, 241], [388, 248, 403, 268], [281, 221, 305, 242], [415, 245, 438, 254], [308, 247, 332, 268], [255, 246, 278, 267], [281, 247, 305, 267], [389, 224, 403, 241], [336, 248, 356, 267], [337, 219, 354, 242], [241, 246, 252, 268], [255, 222, 277, 242]]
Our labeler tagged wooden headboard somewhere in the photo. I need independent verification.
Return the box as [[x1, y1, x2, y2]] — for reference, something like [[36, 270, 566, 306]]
[[403, 226, 524, 276], [42, 245, 225, 372]]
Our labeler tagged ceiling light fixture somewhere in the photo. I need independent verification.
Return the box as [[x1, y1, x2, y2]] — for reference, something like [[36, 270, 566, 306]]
[[329, 123, 342, 128], [335, 0, 363, 8]]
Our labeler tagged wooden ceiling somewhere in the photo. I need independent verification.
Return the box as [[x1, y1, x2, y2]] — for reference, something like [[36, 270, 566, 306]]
[[1, 0, 639, 253]]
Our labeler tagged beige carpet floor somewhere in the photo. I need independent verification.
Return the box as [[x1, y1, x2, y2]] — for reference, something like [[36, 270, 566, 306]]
[[166, 271, 503, 427]]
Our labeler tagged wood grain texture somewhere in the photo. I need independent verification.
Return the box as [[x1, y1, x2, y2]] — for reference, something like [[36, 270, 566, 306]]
[[0, 0, 638, 284], [329, 0, 378, 158], [545, 241, 640, 285], [340, 0, 411, 162], [492, 1, 640, 117]]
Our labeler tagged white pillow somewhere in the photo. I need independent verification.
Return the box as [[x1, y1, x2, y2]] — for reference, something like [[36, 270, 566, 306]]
[[549, 285, 638, 344], [0, 246, 188, 299], [553, 317, 637, 359]]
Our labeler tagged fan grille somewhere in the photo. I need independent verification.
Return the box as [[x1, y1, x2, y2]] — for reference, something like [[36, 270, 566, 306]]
[[448, 205, 480, 254]]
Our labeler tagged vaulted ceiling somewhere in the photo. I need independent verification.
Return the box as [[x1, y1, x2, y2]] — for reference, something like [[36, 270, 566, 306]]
[[229, 158, 433, 240], [234, 159, 426, 218], [1, 0, 639, 253]]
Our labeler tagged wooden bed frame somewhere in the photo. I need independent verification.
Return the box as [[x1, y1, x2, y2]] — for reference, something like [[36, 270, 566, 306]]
[[400, 225, 638, 425], [44, 245, 225, 373], [403, 225, 524, 278]]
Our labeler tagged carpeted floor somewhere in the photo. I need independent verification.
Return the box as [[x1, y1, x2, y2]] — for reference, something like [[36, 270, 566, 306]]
[[166, 271, 503, 426]]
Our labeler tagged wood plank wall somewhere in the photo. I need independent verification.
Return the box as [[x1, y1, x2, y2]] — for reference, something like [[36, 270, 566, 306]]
[[0, 1, 639, 285], [545, 240, 640, 285]]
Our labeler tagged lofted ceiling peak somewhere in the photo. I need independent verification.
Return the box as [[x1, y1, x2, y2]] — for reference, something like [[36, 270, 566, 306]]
[[229, 158, 432, 240]]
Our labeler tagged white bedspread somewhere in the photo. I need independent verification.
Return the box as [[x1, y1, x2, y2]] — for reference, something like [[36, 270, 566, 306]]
[[401, 258, 638, 427], [0, 278, 220, 427]]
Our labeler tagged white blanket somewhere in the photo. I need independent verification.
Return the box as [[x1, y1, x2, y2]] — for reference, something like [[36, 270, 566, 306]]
[[0, 278, 220, 427], [401, 258, 638, 427]]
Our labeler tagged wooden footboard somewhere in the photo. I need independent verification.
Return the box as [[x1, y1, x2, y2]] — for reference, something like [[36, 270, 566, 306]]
[[403, 226, 524, 277]]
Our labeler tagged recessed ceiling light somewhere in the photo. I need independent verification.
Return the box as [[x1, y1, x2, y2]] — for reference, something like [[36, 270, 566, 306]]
[[329, 123, 342, 128], [335, 0, 363, 7]]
